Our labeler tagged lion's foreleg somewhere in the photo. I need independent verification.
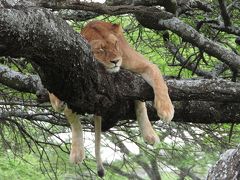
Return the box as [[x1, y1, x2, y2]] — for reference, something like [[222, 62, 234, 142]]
[[122, 51, 174, 122], [140, 63, 174, 122], [135, 100, 160, 145], [64, 108, 85, 164], [94, 115, 105, 177]]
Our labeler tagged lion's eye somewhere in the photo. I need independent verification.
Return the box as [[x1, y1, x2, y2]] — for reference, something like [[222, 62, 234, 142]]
[[96, 48, 105, 54], [99, 48, 104, 52], [95, 48, 105, 54]]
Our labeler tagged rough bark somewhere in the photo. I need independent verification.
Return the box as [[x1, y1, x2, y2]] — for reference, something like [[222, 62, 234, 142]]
[[106, 0, 177, 13], [0, 64, 45, 94], [38, 0, 174, 19], [207, 145, 240, 180], [58, 10, 98, 21]]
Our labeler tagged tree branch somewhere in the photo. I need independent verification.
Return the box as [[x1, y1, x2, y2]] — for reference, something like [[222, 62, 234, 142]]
[[210, 24, 240, 36], [158, 18, 240, 71], [106, 0, 177, 13], [218, 0, 231, 27], [58, 10, 99, 21], [0, 64, 46, 97], [164, 40, 215, 78], [1, 65, 240, 130], [0, 109, 68, 126], [177, 0, 213, 15], [2, 64, 240, 103], [39, 1, 173, 19]]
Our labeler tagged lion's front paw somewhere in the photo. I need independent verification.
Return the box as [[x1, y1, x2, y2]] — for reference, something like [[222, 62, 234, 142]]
[[70, 146, 85, 164], [154, 96, 174, 123]]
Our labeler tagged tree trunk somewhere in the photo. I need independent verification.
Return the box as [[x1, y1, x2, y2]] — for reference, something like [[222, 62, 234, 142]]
[[207, 145, 240, 180]]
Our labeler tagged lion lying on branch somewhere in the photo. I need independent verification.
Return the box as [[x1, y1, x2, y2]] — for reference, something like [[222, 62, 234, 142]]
[[49, 21, 174, 177]]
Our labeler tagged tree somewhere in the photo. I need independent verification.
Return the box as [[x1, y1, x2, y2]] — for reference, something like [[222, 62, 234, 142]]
[[0, 0, 240, 179], [207, 145, 240, 180]]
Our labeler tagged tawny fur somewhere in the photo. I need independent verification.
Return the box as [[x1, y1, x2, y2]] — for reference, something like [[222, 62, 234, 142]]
[[48, 21, 174, 177]]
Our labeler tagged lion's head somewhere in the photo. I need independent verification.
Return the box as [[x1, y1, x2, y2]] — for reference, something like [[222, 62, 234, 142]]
[[81, 21, 123, 73]]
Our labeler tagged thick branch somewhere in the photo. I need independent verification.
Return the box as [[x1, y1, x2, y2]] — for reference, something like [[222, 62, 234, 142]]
[[0, 64, 44, 93], [1, 66, 240, 130], [106, 0, 177, 13], [1, 64, 240, 103], [39, 1, 173, 19], [57, 10, 99, 21]]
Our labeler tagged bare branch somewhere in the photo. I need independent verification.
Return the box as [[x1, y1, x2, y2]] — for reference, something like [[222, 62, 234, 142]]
[[210, 23, 240, 36], [57, 10, 98, 21], [164, 40, 215, 78], [218, 0, 231, 27], [158, 18, 240, 71], [106, 0, 177, 13], [0, 64, 45, 93], [0, 109, 68, 126], [39, 1, 173, 19], [177, 0, 213, 15]]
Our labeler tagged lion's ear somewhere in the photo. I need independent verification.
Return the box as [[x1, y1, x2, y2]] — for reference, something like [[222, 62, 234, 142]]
[[112, 24, 123, 35]]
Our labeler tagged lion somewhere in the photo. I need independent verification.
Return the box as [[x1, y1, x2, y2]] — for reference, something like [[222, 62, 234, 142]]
[[49, 20, 174, 177]]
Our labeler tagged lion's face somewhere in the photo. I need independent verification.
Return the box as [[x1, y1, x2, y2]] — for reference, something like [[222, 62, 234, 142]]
[[81, 21, 123, 73], [90, 34, 122, 73]]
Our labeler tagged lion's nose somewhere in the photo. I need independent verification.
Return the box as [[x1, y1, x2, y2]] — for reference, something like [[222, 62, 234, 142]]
[[110, 59, 119, 65]]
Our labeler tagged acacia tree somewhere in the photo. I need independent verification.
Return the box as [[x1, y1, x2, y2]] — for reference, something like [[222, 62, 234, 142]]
[[0, 0, 240, 179]]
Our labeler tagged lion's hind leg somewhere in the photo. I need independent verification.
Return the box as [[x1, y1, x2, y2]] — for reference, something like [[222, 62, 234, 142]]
[[94, 115, 105, 177], [48, 92, 66, 112], [48, 93, 85, 164], [64, 108, 85, 164]]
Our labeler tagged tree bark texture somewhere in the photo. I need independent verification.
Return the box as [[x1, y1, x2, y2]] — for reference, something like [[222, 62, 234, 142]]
[[207, 145, 240, 180]]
